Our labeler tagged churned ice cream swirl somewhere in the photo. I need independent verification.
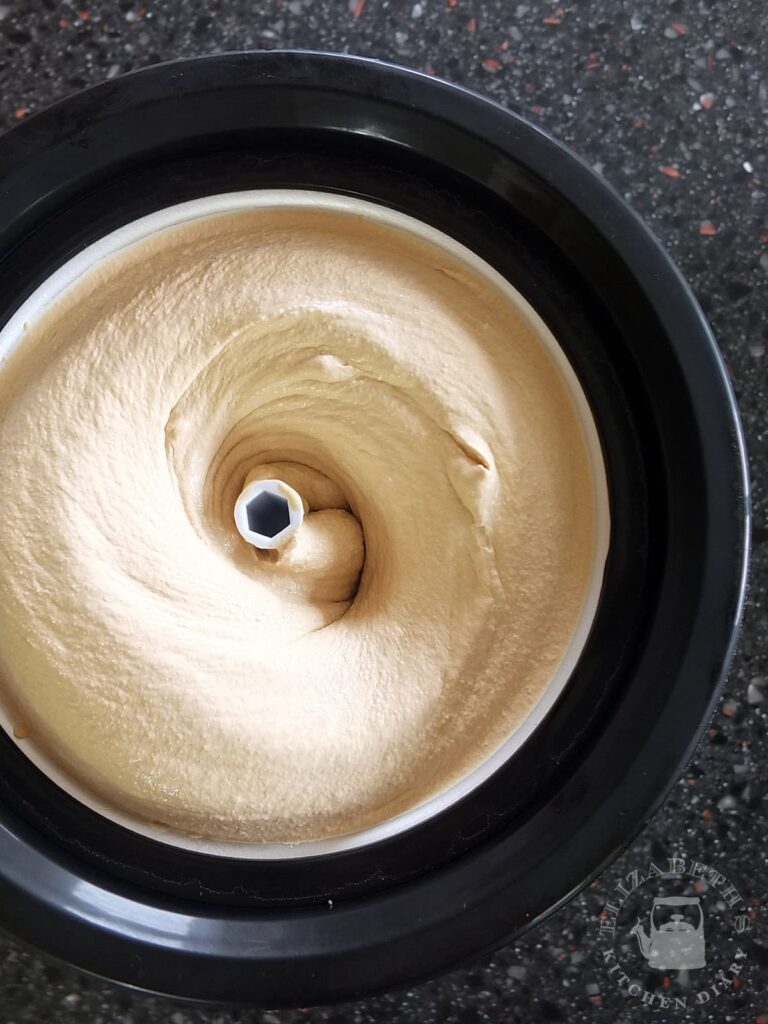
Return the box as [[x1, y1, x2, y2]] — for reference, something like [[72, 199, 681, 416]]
[[0, 205, 598, 843]]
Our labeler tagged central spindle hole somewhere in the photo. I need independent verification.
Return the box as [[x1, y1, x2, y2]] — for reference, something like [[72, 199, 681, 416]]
[[246, 491, 291, 538], [234, 478, 304, 550]]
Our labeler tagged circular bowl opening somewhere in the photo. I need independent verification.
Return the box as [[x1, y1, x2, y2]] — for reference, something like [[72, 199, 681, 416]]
[[0, 189, 610, 859]]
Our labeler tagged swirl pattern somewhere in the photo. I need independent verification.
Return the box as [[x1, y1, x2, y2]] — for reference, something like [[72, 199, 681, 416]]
[[0, 202, 598, 843]]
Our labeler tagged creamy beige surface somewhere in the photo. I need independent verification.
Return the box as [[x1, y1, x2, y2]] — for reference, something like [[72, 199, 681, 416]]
[[0, 206, 596, 843]]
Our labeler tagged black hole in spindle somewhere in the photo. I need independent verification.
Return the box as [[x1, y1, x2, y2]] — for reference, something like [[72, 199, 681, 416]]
[[245, 491, 291, 538]]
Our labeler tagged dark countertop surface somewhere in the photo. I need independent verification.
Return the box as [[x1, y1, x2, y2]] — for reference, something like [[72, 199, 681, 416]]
[[0, 0, 765, 1021]]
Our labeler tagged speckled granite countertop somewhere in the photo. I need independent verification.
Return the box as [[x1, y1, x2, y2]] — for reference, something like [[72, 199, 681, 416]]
[[0, 0, 765, 1021]]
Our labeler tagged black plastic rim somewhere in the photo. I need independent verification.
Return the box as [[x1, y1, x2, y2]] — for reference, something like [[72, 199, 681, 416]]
[[0, 51, 749, 1005]]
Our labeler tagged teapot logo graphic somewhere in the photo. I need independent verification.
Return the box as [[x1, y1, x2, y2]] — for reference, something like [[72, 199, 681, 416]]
[[630, 896, 706, 970]]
